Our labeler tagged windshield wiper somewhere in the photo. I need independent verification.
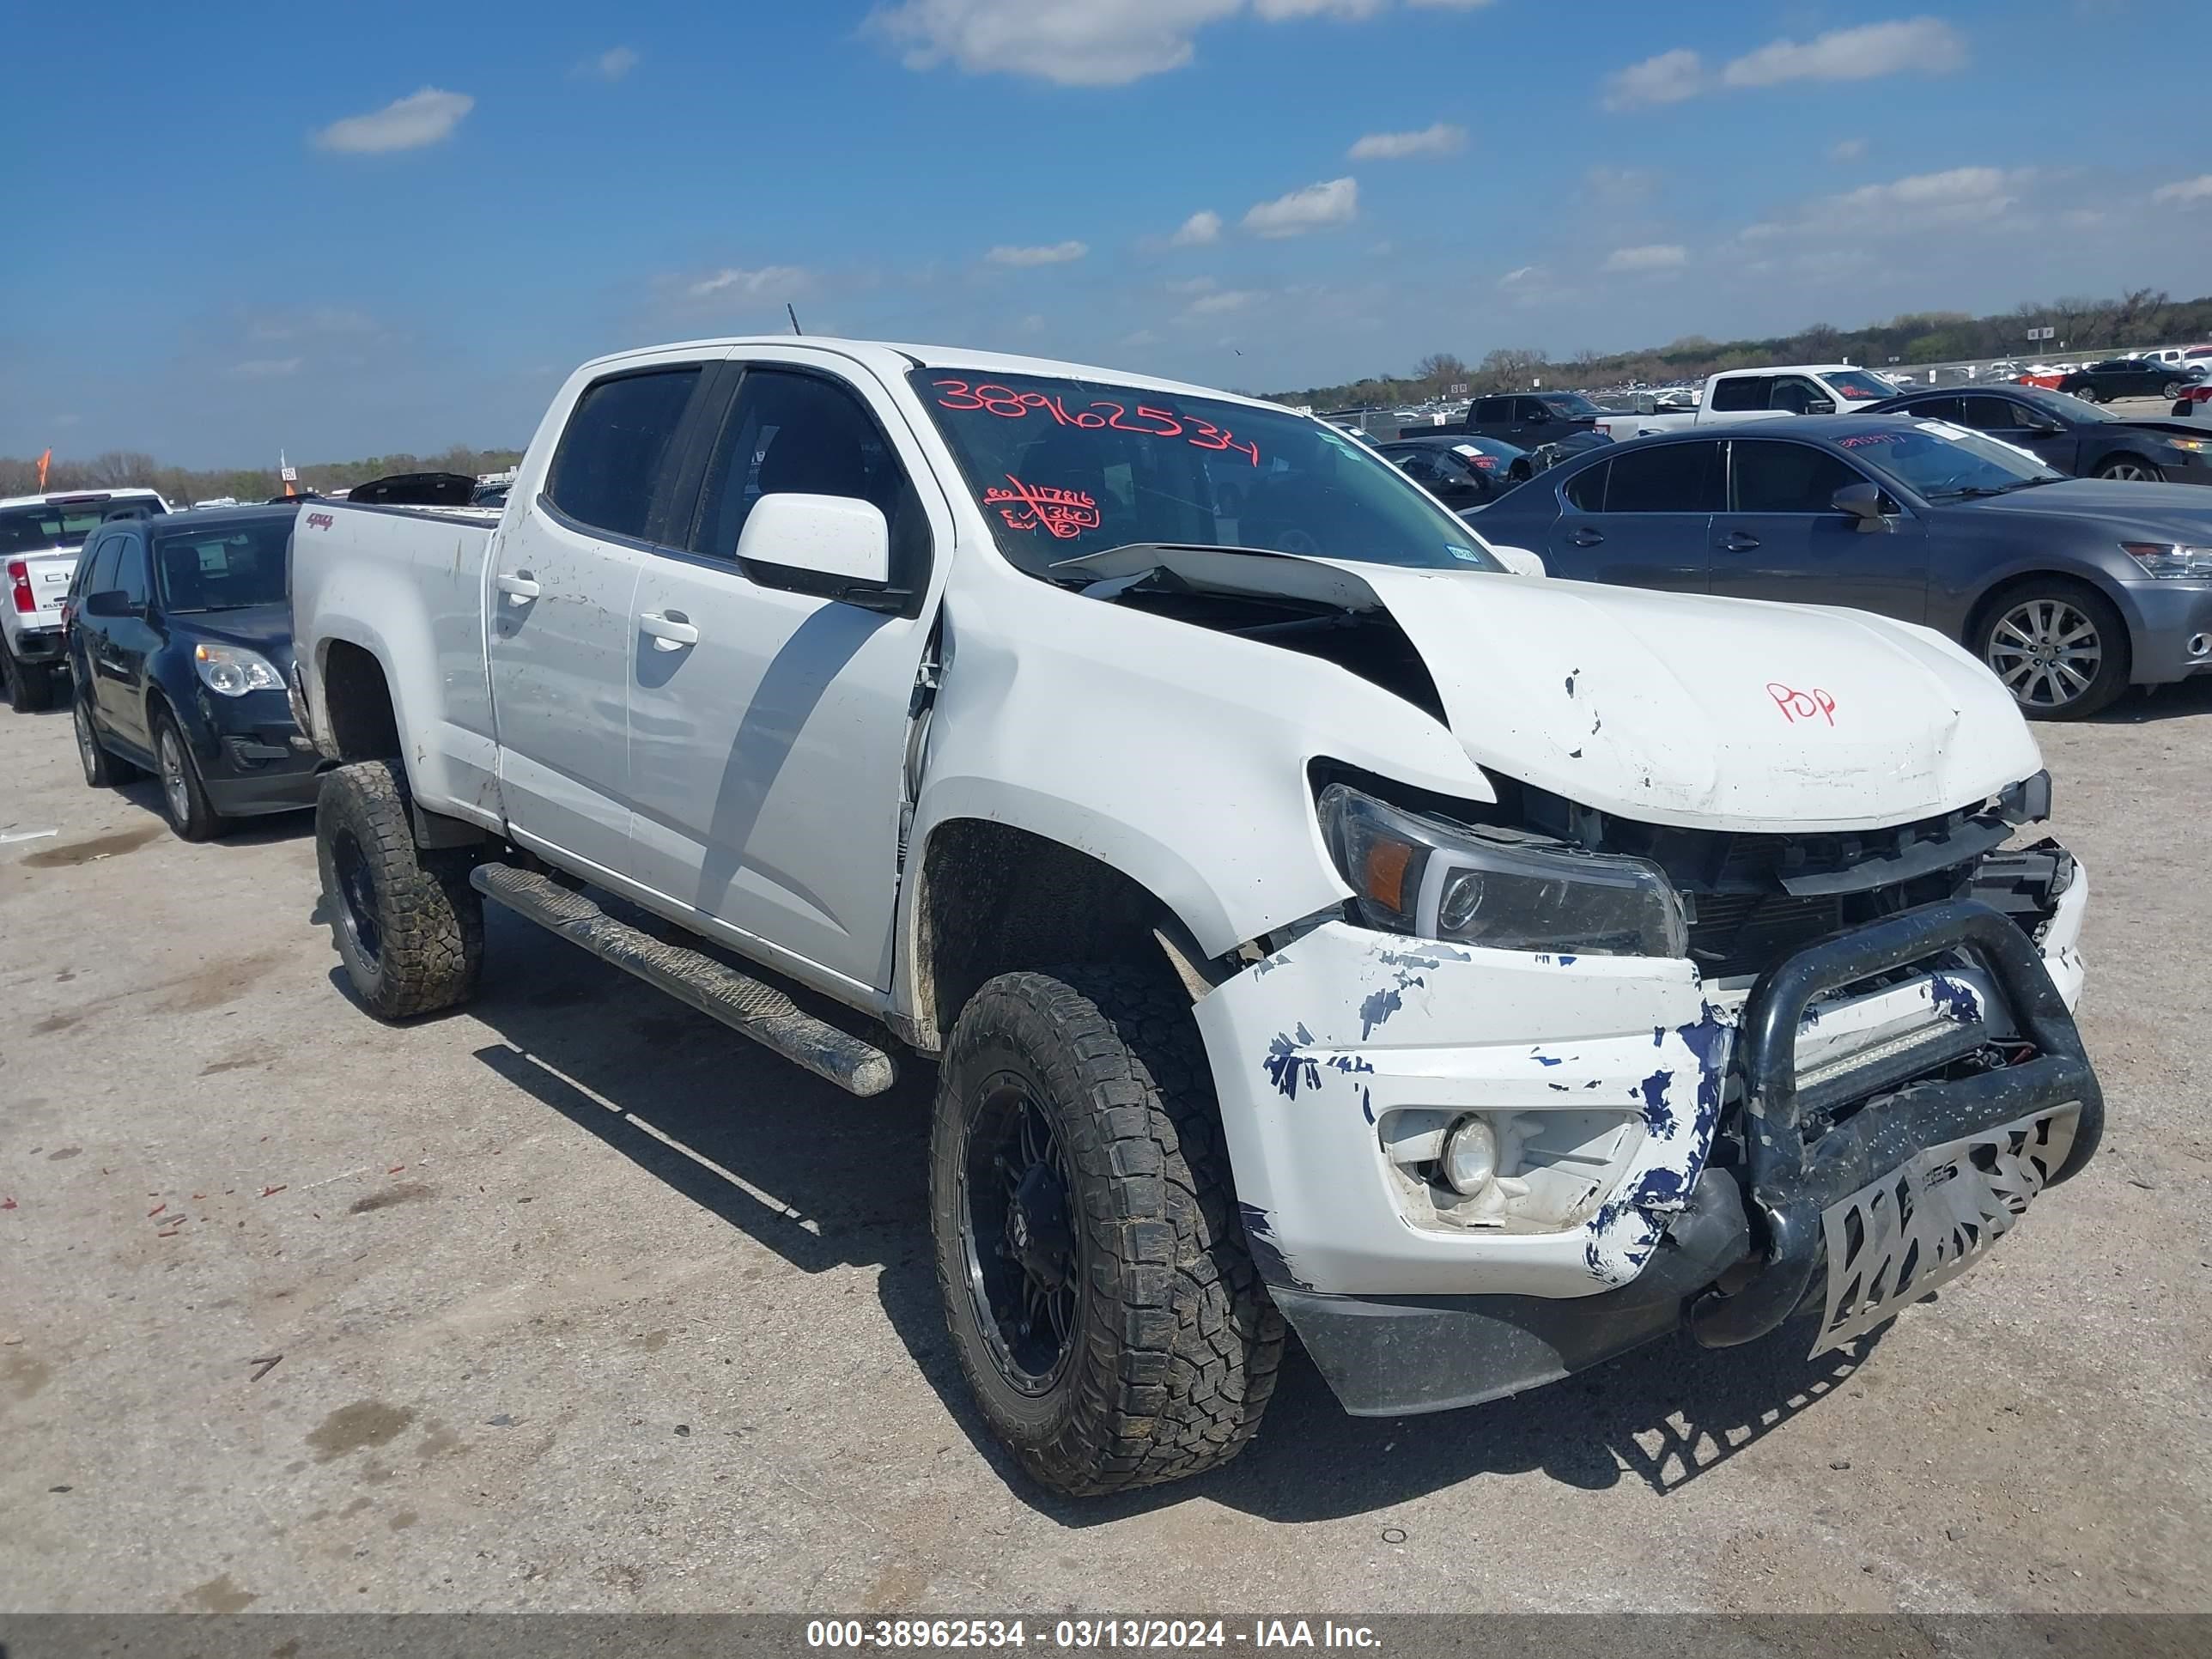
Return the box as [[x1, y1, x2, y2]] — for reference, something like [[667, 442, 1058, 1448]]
[[1944, 478, 2061, 499]]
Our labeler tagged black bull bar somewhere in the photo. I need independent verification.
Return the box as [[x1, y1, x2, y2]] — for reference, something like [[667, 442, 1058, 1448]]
[[1686, 897, 2103, 1349]]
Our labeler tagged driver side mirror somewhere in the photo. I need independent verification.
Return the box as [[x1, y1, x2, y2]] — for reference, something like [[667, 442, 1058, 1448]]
[[1804, 397, 1838, 416], [1490, 545, 1547, 577], [84, 589, 135, 618], [734, 492, 895, 602], [1832, 482, 1894, 532]]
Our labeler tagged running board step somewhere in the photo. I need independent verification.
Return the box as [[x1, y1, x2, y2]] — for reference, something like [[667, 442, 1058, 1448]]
[[470, 863, 896, 1097]]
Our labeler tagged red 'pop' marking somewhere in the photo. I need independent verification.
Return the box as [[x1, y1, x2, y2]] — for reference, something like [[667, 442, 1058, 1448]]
[[1767, 682, 1838, 725], [933, 381, 1260, 464], [982, 476, 1101, 539]]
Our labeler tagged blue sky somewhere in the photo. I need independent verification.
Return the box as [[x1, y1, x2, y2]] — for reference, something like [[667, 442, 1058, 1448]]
[[7, 0, 2209, 466]]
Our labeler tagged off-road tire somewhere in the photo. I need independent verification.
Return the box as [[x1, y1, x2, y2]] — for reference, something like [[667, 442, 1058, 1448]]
[[3, 640, 53, 713], [153, 707, 229, 841], [930, 966, 1285, 1497], [315, 760, 483, 1019], [74, 692, 137, 786]]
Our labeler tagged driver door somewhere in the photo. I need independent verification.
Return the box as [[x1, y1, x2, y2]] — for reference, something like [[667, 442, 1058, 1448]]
[[1709, 437, 1929, 622]]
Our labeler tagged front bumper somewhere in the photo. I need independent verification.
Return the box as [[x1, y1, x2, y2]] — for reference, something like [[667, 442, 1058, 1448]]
[[190, 687, 319, 817], [1195, 877, 2096, 1416], [2115, 579, 2212, 682]]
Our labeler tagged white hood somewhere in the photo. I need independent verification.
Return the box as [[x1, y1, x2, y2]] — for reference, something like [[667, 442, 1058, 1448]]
[[1349, 565, 2040, 833]]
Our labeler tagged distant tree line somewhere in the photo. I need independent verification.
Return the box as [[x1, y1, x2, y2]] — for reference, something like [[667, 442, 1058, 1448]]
[[0, 444, 525, 505], [1268, 288, 2212, 408]]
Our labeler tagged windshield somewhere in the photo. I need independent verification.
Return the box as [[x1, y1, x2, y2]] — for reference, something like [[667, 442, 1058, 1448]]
[[1840, 421, 2065, 501], [1826, 369, 1902, 401], [2041, 389, 2113, 422], [911, 371, 1503, 574], [0, 496, 164, 557], [152, 520, 292, 611]]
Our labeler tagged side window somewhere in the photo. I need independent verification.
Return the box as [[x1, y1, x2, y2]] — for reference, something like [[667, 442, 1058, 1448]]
[[113, 535, 149, 606], [544, 366, 703, 541], [1730, 441, 1864, 514], [1390, 452, 1437, 482], [1708, 376, 1770, 413], [72, 533, 116, 598], [691, 366, 929, 598], [1474, 398, 1509, 424], [1768, 376, 1826, 415], [1561, 458, 1610, 512], [1604, 441, 1724, 512], [1513, 398, 1551, 423], [1963, 396, 2027, 431], [1907, 396, 1964, 422]]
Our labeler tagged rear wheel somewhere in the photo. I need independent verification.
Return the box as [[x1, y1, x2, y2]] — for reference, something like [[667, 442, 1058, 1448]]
[[74, 694, 137, 787], [930, 967, 1284, 1496], [315, 760, 483, 1018], [2069, 384, 2100, 404], [1976, 582, 2130, 720], [2094, 454, 2163, 483], [3, 640, 53, 714], [2162, 380, 2185, 402], [153, 708, 228, 841]]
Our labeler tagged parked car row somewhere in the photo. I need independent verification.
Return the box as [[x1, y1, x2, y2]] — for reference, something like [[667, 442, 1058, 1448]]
[[5, 337, 2130, 1504]]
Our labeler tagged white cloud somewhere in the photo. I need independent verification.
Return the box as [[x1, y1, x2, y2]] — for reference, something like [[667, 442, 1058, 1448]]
[[575, 46, 640, 81], [685, 264, 810, 300], [1723, 17, 1966, 87], [1828, 137, 1869, 161], [1404, 0, 1495, 8], [1242, 176, 1358, 237], [868, 0, 1420, 86], [1498, 264, 1540, 289], [228, 357, 303, 379], [1603, 48, 1704, 110], [1165, 276, 1218, 294], [1187, 289, 1261, 314], [1348, 121, 1466, 161], [985, 240, 1089, 266], [312, 88, 474, 154], [1604, 244, 1687, 273], [1584, 165, 1656, 204], [1169, 209, 1223, 246], [2152, 174, 2212, 205], [1122, 328, 1161, 347], [1742, 166, 2032, 244]]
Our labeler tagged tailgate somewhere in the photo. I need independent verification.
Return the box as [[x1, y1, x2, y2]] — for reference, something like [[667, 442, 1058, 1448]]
[[8, 550, 79, 627]]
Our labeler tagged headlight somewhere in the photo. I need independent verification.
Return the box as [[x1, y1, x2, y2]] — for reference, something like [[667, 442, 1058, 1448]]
[[2166, 437, 2208, 453], [193, 642, 284, 696], [1317, 783, 1688, 957], [2121, 542, 2212, 580]]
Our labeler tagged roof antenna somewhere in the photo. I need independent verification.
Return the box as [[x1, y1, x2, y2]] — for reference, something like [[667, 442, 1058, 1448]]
[[787, 303, 803, 336]]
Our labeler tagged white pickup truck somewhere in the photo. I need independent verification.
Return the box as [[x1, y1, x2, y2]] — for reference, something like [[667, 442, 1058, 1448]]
[[1593, 364, 1902, 441], [2, 488, 168, 711], [290, 337, 2103, 1496]]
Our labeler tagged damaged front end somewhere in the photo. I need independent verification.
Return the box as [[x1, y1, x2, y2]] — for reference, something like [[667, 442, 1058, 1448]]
[[1192, 770, 2099, 1419]]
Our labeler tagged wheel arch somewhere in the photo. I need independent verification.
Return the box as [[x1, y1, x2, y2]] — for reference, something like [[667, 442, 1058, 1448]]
[[317, 635, 404, 763]]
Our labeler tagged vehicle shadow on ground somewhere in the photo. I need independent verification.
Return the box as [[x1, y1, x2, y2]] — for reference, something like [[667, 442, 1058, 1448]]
[[2090, 676, 2212, 724], [105, 775, 315, 845], [453, 906, 1880, 1522]]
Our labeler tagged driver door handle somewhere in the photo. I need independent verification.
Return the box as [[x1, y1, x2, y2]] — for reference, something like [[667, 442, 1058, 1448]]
[[495, 570, 541, 601], [1719, 531, 1761, 551], [639, 610, 700, 651], [1568, 527, 1606, 547]]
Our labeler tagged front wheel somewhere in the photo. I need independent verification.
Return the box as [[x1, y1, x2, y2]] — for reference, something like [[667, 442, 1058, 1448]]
[[2094, 455, 2162, 483], [153, 708, 229, 841], [2162, 380, 2185, 402], [930, 967, 1284, 1497], [1978, 584, 2130, 720], [315, 760, 483, 1019], [2069, 384, 2100, 404]]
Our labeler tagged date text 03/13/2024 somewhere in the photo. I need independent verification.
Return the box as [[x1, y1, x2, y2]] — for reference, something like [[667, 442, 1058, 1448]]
[[805, 1620, 1382, 1650]]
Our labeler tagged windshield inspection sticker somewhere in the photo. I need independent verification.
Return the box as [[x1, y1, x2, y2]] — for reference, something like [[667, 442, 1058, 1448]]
[[933, 380, 1261, 465], [1768, 682, 1838, 726], [982, 477, 1100, 539], [1443, 544, 1486, 563]]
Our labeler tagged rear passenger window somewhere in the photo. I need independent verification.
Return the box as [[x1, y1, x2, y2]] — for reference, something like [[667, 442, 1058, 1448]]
[[544, 367, 702, 541], [113, 537, 149, 607], [1907, 397, 1964, 422], [1730, 442, 1864, 514], [1605, 441, 1723, 512], [1963, 397, 2025, 430], [1561, 459, 1610, 512], [1474, 398, 1509, 424], [1708, 376, 1770, 413]]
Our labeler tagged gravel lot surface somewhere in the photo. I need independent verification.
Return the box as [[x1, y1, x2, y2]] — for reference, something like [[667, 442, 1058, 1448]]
[[3, 670, 2208, 1616]]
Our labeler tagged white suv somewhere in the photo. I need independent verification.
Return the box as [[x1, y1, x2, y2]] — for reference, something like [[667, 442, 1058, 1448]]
[[1, 489, 167, 711]]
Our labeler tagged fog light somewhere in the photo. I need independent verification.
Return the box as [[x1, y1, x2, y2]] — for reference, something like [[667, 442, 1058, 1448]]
[[1443, 1115, 1498, 1195]]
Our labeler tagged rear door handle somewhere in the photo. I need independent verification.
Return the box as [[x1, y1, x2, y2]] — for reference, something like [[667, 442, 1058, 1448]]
[[639, 610, 700, 651], [1719, 532, 1761, 551], [495, 570, 540, 600], [1568, 527, 1606, 547]]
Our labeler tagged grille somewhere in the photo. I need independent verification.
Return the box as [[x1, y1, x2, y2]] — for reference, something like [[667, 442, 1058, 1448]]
[[1688, 892, 1844, 979]]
